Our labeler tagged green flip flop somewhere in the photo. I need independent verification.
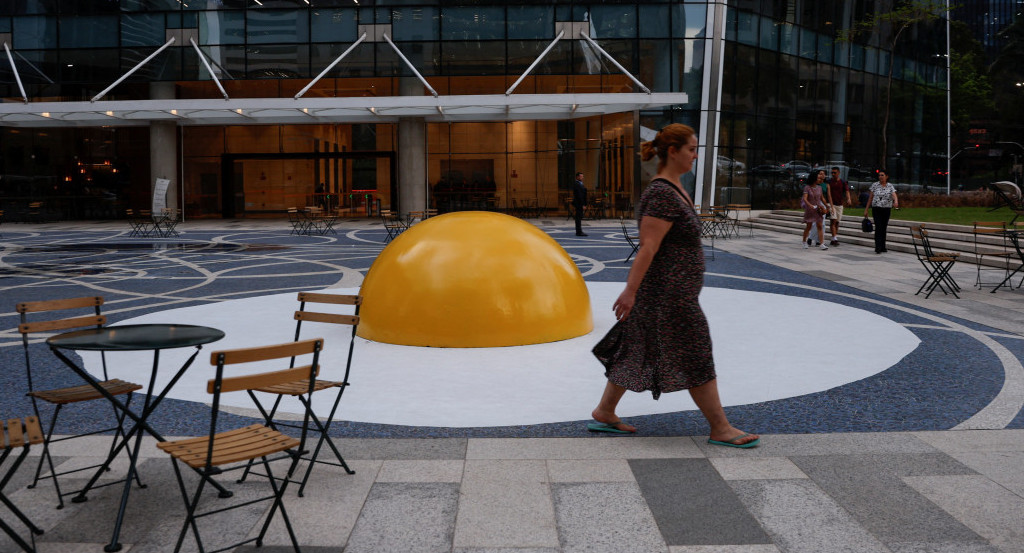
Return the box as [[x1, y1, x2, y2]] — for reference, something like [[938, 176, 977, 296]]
[[586, 421, 636, 434], [707, 433, 760, 448]]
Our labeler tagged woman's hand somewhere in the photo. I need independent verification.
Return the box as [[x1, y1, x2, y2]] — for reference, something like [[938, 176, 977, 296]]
[[613, 289, 636, 321]]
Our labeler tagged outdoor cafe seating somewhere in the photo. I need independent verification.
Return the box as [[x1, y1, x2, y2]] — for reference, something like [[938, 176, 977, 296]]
[[16, 296, 143, 509], [157, 338, 325, 553], [239, 292, 361, 497]]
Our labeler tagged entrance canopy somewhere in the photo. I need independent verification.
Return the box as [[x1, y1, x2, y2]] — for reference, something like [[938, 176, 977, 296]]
[[0, 92, 687, 128]]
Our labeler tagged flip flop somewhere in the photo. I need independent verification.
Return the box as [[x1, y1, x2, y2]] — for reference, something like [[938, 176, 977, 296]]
[[586, 421, 637, 434], [707, 433, 760, 449]]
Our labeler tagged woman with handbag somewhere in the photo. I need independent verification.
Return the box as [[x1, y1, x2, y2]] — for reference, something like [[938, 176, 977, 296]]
[[801, 170, 830, 250], [588, 123, 759, 449], [863, 169, 899, 253]]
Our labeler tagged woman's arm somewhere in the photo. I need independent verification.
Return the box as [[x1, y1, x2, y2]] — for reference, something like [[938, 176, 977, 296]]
[[892, 189, 899, 209], [863, 189, 874, 216], [613, 215, 672, 321]]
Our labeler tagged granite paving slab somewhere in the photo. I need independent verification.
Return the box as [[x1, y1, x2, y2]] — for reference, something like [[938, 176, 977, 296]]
[[630, 458, 770, 546], [790, 453, 986, 546], [731, 479, 890, 553], [903, 475, 1024, 553], [344, 482, 459, 553], [551, 481, 666, 553]]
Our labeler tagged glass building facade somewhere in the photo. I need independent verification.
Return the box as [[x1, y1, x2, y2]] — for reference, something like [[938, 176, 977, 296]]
[[0, 1, 949, 221]]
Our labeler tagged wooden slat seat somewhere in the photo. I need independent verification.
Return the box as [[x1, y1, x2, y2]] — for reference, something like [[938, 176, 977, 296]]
[[27, 379, 142, 405], [157, 424, 299, 469]]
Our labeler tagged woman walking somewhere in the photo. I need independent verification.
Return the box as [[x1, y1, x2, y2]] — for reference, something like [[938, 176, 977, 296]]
[[801, 169, 830, 250], [588, 123, 759, 449], [863, 169, 899, 253]]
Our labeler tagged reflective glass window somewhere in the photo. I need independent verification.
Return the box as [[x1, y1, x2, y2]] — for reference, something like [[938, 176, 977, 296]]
[[817, 36, 833, 63], [0, 18, 10, 33], [508, 6, 552, 40], [199, 11, 244, 45], [5, 1, 47, 15], [759, 15, 778, 50], [13, 16, 56, 49], [591, 6, 636, 39], [733, 10, 756, 45], [799, 27, 816, 59], [638, 5, 669, 39], [393, 7, 438, 41], [311, 9, 358, 43], [674, 4, 707, 39], [246, 44, 310, 79], [638, 38, 671, 92], [442, 41, 506, 76], [850, 43, 865, 70], [167, 13, 198, 29], [247, 10, 309, 45], [674, 38, 704, 107], [442, 7, 505, 41], [122, 14, 165, 47], [121, 0, 181, 12], [779, 22, 798, 55], [60, 15, 117, 48]]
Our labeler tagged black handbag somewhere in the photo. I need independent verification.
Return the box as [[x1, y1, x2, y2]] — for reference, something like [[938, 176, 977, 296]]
[[861, 217, 874, 233]]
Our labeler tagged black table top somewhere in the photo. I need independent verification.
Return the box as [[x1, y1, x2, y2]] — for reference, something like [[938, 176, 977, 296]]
[[47, 324, 225, 352]]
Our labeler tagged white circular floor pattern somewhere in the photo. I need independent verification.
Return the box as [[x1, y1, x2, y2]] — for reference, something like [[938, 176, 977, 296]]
[[83, 283, 920, 427]]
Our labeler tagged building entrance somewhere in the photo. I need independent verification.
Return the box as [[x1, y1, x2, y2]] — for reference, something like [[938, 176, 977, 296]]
[[216, 151, 396, 218]]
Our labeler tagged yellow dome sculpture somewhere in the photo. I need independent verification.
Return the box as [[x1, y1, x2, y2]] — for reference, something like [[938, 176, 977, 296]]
[[358, 211, 593, 347]]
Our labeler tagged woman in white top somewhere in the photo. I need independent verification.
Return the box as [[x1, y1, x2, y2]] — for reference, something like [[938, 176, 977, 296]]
[[863, 169, 899, 253]]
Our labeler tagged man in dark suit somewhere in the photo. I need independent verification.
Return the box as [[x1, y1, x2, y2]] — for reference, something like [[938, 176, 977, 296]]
[[572, 172, 587, 236]]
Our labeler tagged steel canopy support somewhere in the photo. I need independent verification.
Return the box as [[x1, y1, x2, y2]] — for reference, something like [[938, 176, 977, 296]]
[[382, 33, 438, 97], [3, 42, 28, 103], [190, 38, 229, 100], [579, 32, 651, 94], [506, 30, 565, 96], [295, 33, 368, 99], [91, 37, 176, 102]]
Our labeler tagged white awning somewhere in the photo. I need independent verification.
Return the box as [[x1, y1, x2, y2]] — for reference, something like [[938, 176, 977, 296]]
[[0, 92, 687, 128]]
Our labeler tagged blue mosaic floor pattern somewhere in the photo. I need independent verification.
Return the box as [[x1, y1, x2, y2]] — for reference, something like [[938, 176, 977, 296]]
[[1, 222, 1020, 437]]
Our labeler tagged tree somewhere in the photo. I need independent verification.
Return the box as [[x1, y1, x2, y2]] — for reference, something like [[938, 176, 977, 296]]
[[839, 0, 949, 167]]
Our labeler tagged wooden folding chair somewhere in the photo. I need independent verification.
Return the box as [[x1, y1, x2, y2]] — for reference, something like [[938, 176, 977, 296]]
[[619, 218, 639, 263], [241, 292, 359, 496], [972, 222, 1013, 288], [157, 338, 324, 553], [910, 226, 960, 298], [16, 297, 143, 508], [1, 416, 45, 553]]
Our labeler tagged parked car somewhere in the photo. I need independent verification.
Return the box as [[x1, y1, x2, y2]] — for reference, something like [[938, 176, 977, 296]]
[[716, 155, 746, 173], [781, 160, 812, 184]]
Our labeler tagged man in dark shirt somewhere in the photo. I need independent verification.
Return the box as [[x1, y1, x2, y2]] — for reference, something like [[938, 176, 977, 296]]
[[572, 172, 587, 236], [827, 167, 852, 246]]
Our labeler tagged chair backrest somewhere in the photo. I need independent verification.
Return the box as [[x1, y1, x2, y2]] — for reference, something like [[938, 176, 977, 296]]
[[293, 292, 361, 381], [17, 297, 109, 388], [206, 338, 324, 467], [909, 225, 928, 259], [2, 416, 44, 450]]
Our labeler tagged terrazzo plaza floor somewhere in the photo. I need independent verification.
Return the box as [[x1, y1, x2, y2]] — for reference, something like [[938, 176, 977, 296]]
[[1, 216, 1023, 553]]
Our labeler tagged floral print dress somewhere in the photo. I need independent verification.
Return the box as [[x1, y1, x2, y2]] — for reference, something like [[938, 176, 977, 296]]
[[592, 179, 716, 399]]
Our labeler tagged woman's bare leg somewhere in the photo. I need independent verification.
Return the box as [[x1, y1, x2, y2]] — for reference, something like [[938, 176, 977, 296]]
[[817, 223, 825, 245], [802, 223, 811, 243], [592, 381, 637, 432], [689, 379, 758, 444]]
